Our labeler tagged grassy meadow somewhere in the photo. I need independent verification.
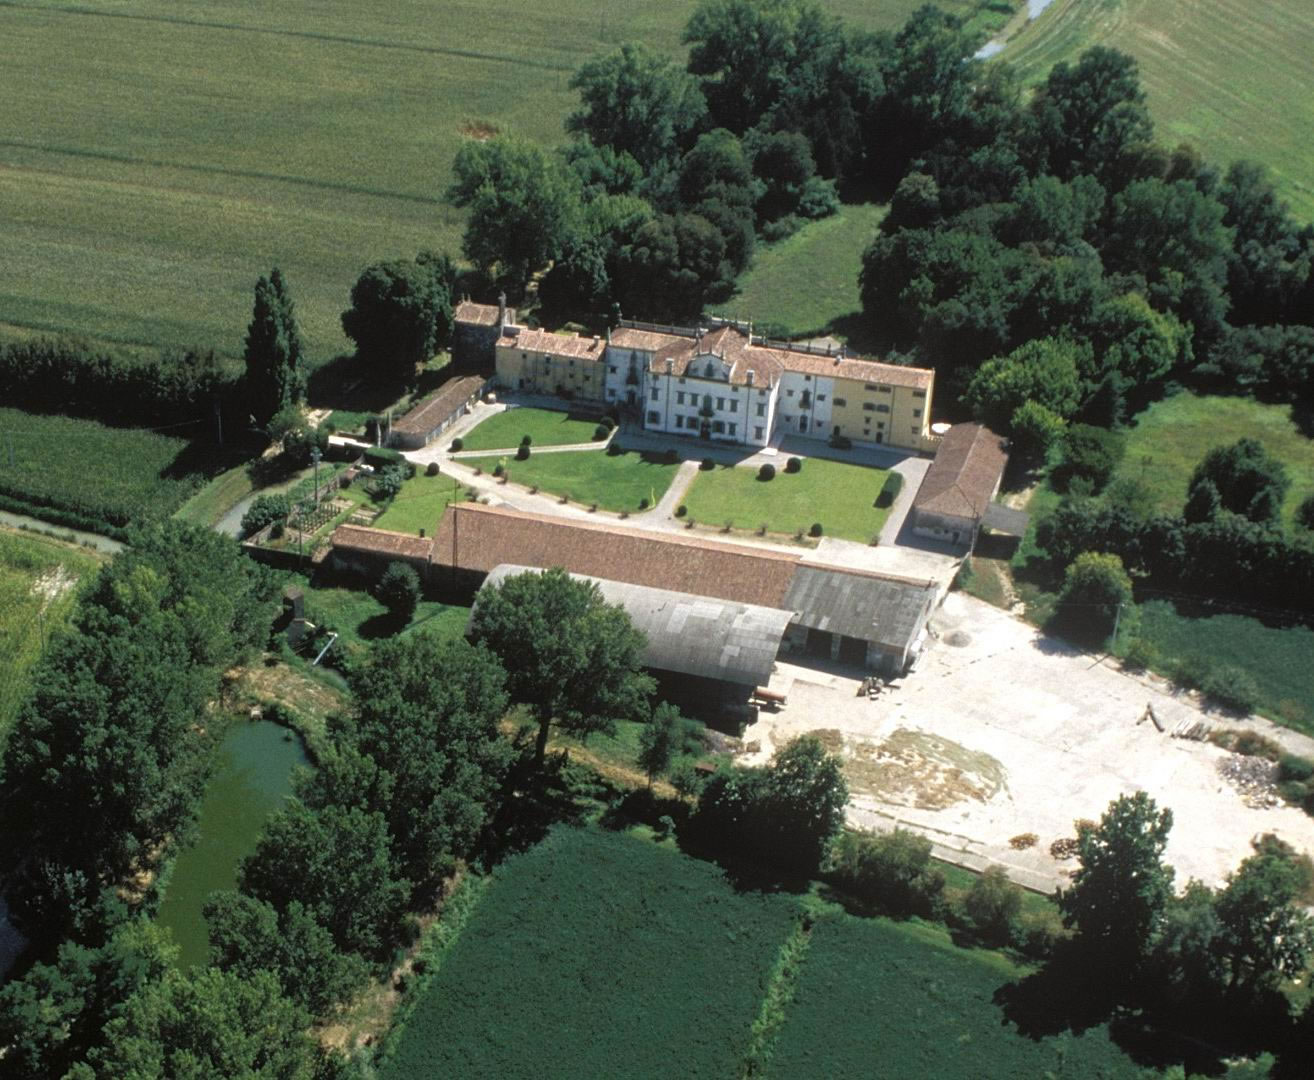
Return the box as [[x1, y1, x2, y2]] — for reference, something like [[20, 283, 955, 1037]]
[[0, 527, 103, 745], [1114, 393, 1314, 530], [1001, 0, 1314, 221], [496, 448, 679, 512], [292, 572, 470, 653], [0, 407, 213, 533], [682, 457, 891, 542], [0, 0, 969, 359], [458, 407, 602, 452], [370, 471, 467, 535], [730, 203, 887, 339]]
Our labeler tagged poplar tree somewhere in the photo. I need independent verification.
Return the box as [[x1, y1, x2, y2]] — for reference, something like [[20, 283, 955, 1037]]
[[244, 267, 305, 427]]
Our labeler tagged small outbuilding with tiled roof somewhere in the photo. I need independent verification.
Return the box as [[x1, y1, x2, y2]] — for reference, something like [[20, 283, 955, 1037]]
[[390, 375, 487, 449], [910, 423, 1011, 548]]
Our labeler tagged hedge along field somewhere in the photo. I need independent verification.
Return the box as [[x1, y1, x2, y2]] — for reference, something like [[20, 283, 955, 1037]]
[[0, 527, 103, 747], [768, 913, 1143, 1079], [381, 826, 803, 1079], [0, 407, 210, 535], [1001, 0, 1314, 222], [0, 0, 972, 360]]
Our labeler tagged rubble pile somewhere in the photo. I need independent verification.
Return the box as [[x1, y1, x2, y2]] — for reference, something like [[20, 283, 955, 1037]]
[[1049, 837, 1080, 860], [1217, 753, 1280, 808]]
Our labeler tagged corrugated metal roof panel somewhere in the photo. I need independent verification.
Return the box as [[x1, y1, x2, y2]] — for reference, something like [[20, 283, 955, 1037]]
[[783, 565, 934, 653]]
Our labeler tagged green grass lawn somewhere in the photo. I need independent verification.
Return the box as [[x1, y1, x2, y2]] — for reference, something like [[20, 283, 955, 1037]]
[[731, 203, 888, 339], [0, 527, 103, 747], [458, 407, 602, 452], [682, 458, 891, 542], [499, 449, 679, 513], [370, 472, 467, 536], [1136, 598, 1314, 735], [0, 0, 955, 360], [1115, 393, 1314, 529], [769, 912, 1143, 1078], [1003, 0, 1314, 221], [381, 826, 804, 1079], [292, 573, 470, 653], [0, 407, 214, 533]]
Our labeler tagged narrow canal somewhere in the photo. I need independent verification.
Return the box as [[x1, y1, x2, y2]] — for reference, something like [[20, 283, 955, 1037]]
[[155, 719, 308, 967]]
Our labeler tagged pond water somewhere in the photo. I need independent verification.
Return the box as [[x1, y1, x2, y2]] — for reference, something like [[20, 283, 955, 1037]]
[[155, 720, 308, 967]]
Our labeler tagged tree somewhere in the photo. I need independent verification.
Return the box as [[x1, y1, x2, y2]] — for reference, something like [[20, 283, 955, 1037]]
[[1186, 438, 1290, 524], [1053, 423, 1124, 494], [1297, 494, 1314, 532], [204, 892, 370, 1016], [1217, 160, 1312, 326], [614, 211, 730, 321], [244, 268, 305, 427], [678, 128, 759, 274], [567, 42, 706, 170], [239, 800, 408, 962], [637, 702, 703, 786], [1005, 174, 1105, 252], [1056, 551, 1134, 644], [1026, 47, 1153, 189], [1057, 792, 1175, 981], [1085, 292, 1191, 387], [965, 866, 1024, 947], [447, 137, 583, 294], [1009, 400, 1066, 466], [1215, 844, 1314, 994], [374, 561, 421, 623], [341, 256, 453, 372], [326, 634, 512, 892], [467, 568, 653, 764], [828, 827, 945, 917], [92, 967, 317, 1080], [963, 337, 1085, 430]]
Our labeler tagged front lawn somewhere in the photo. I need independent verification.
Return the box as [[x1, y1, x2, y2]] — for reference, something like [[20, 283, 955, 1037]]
[[681, 457, 891, 542], [371, 472, 467, 536], [458, 407, 603, 452], [1116, 393, 1314, 529], [497, 449, 679, 513]]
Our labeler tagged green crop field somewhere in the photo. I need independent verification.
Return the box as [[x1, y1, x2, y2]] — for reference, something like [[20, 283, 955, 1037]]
[[0, 527, 103, 746], [730, 203, 888, 341], [0, 407, 215, 534], [1115, 393, 1314, 530], [1001, 0, 1314, 221], [682, 458, 891, 542], [769, 913, 1141, 1078], [370, 471, 468, 535], [458, 407, 602, 452], [381, 826, 803, 1079], [0, 0, 971, 361], [497, 448, 679, 512]]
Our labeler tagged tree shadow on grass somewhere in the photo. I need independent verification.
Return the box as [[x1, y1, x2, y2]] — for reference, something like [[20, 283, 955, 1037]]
[[991, 941, 1121, 1041], [356, 612, 406, 640], [306, 353, 410, 413], [477, 743, 601, 870]]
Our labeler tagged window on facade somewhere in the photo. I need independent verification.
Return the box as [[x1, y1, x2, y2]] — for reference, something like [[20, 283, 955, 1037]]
[[817, 394, 826, 402], [705, 362, 715, 377], [728, 422, 737, 436], [804, 375, 812, 381], [880, 386, 892, 393], [863, 402, 876, 412], [522, 352, 528, 360], [712, 420, 725, 433], [716, 397, 725, 410], [758, 388, 767, 397], [729, 400, 738, 413], [911, 426, 920, 436], [647, 411, 660, 424], [913, 409, 922, 418], [679, 377, 686, 384], [877, 403, 890, 413], [756, 403, 765, 417], [676, 391, 685, 404], [608, 365, 617, 374], [755, 426, 764, 440], [913, 390, 926, 398], [606, 389, 615, 399], [834, 397, 847, 407], [786, 389, 794, 397], [675, 416, 683, 429], [651, 388, 659, 401], [864, 383, 878, 391]]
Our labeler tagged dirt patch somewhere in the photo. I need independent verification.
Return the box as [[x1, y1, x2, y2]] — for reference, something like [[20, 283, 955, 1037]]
[[818, 727, 1007, 810], [29, 565, 77, 612], [459, 119, 500, 140], [234, 659, 349, 734]]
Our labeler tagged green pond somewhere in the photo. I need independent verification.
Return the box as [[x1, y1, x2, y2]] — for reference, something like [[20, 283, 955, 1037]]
[[156, 719, 308, 967]]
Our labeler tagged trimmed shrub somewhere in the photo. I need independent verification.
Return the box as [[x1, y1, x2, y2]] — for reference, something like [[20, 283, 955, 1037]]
[[758, 463, 776, 481], [601, 415, 617, 430], [374, 561, 420, 622], [425, 461, 440, 477], [809, 522, 823, 537], [492, 464, 505, 477], [364, 445, 410, 474], [875, 471, 904, 509], [963, 866, 1023, 948], [515, 444, 530, 461], [240, 494, 291, 538], [450, 437, 464, 451], [520, 434, 532, 446], [785, 456, 802, 474], [593, 424, 609, 441], [638, 497, 649, 510], [371, 465, 406, 501], [675, 504, 687, 518], [700, 457, 715, 471], [607, 442, 625, 456]]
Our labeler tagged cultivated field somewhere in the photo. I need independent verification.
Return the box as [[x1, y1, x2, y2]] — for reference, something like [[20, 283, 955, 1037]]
[[682, 458, 891, 542], [381, 826, 802, 1079], [769, 913, 1140, 1078], [457, 407, 601, 453], [0, 0, 973, 359], [0, 407, 213, 534], [0, 527, 102, 745], [1002, 0, 1314, 221], [1115, 393, 1314, 530]]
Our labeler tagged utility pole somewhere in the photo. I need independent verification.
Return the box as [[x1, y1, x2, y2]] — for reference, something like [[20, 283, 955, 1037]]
[[311, 446, 322, 504]]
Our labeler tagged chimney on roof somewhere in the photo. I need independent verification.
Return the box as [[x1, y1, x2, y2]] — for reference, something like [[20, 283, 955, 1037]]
[[497, 291, 507, 328], [592, 335, 600, 349], [746, 368, 754, 386], [665, 358, 674, 373]]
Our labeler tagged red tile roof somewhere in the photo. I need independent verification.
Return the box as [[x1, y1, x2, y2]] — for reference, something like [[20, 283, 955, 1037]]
[[454, 301, 500, 327], [912, 423, 1009, 521], [330, 524, 432, 561], [391, 375, 485, 437], [498, 328, 606, 360]]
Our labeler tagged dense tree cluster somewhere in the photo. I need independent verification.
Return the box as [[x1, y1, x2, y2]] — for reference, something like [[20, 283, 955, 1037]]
[[341, 251, 457, 372]]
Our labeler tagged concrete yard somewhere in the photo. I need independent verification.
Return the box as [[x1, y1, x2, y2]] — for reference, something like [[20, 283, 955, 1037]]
[[743, 591, 1314, 893]]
